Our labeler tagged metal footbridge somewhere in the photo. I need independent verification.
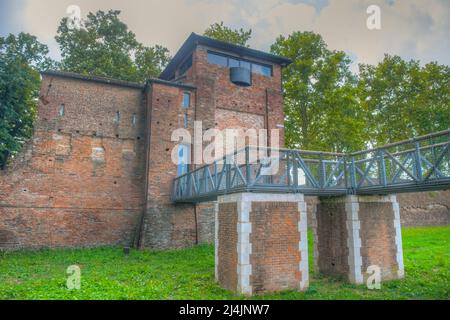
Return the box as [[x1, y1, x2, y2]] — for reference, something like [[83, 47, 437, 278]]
[[172, 129, 450, 203]]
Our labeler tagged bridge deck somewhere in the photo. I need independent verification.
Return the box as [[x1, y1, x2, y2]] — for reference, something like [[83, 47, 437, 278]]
[[171, 129, 450, 203]]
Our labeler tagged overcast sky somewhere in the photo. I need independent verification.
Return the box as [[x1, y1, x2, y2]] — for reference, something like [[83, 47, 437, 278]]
[[1, 0, 449, 72]]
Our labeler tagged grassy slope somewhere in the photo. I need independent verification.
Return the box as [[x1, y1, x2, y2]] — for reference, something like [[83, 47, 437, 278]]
[[0, 226, 448, 300]]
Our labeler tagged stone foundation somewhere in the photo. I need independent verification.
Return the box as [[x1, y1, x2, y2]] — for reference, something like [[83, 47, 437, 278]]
[[215, 193, 308, 295], [314, 195, 404, 284]]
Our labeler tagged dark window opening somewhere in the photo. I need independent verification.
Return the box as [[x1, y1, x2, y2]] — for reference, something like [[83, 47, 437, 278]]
[[252, 63, 272, 76], [240, 60, 251, 70], [207, 51, 273, 77], [207, 52, 228, 66], [228, 58, 240, 68]]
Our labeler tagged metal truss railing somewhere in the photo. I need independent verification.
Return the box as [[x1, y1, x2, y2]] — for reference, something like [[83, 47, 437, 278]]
[[172, 129, 450, 203]]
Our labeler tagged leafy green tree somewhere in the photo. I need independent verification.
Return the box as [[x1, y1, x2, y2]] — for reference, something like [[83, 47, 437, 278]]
[[135, 45, 172, 82], [0, 33, 53, 169], [271, 31, 368, 152], [358, 55, 449, 146], [56, 10, 171, 82], [204, 22, 252, 47], [414, 62, 450, 135]]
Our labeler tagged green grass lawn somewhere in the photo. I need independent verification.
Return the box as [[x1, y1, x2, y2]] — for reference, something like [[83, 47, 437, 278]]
[[0, 226, 449, 300]]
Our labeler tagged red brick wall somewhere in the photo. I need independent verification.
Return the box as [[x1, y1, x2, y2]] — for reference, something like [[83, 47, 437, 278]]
[[184, 45, 287, 249], [196, 201, 215, 244], [184, 46, 285, 148], [308, 192, 450, 229], [0, 75, 146, 249], [217, 202, 238, 291], [216, 196, 307, 295], [215, 108, 265, 133], [140, 83, 197, 249], [359, 202, 399, 281], [315, 202, 350, 278], [397, 191, 450, 227], [315, 196, 402, 283], [250, 202, 301, 294]]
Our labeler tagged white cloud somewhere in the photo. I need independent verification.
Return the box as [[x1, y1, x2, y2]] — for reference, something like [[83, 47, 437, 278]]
[[11, 0, 450, 68], [313, 0, 450, 69]]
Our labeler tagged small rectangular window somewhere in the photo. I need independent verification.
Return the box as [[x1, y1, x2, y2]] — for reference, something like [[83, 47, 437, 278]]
[[228, 58, 240, 68], [207, 50, 272, 77], [115, 111, 120, 124], [252, 63, 272, 77], [132, 113, 137, 126], [59, 104, 65, 116], [240, 60, 251, 70], [183, 92, 190, 109], [177, 144, 190, 176], [207, 52, 228, 67]]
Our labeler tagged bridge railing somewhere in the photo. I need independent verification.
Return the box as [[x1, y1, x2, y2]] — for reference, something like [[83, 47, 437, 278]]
[[172, 129, 450, 203], [349, 129, 450, 194]]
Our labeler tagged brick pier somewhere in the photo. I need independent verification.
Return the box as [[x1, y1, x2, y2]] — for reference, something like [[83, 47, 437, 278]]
[[313, 195, 404, 283], [215, 193, 309, 295]]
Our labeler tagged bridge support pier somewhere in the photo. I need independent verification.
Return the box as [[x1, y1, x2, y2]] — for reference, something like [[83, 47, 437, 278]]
[[314, 195, 404, 284], [215, 193, 309, 296]]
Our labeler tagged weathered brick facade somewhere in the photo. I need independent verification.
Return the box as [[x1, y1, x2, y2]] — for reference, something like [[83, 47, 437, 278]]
[[313, 195, 404, 283], [397, 191, 450, 227], [0, 76, 146, 249], [250, 202, 303, 294], [0, 33, 289, 250], [215, 193, 308, 295], [306, 191, 450, 230]]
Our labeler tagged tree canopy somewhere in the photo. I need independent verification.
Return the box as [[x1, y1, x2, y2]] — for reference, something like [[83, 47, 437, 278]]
[[0, 33, 53, 168], [272, 31, 449, 151], [55, 10, 171, 82], [358, 54, 450, 146], [271, 31, 368, 152], [204, 22, 252, 47]]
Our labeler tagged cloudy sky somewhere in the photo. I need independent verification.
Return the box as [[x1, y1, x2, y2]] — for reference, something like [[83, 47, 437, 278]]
[[1, 0, 449, 71]]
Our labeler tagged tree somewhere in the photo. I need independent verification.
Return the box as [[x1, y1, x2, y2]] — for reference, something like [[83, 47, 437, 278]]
[[204, 22, 252, 47], [0, 33, 53, 169], [415, 62, 450, 135], [135, 45, 172, 82], [271, 31, 368, 152], [55, 10, 171, 82], [358, 55, 449, 146]]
